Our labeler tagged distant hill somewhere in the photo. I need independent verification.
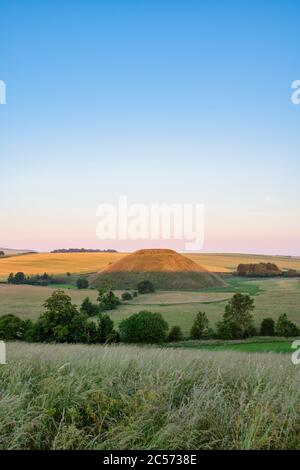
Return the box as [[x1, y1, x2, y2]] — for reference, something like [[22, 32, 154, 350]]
[[51, 248, 117, 253], [0, 248, 36, 256], [90, 248, 226, 290]]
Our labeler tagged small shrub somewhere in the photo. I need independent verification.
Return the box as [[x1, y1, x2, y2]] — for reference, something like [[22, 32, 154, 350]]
[[77, 278, 89, 289], [119, 311, 168, 344], [137, 280, 155, 294], [121, 292, 133, 301], [98, 289, 121, 311]]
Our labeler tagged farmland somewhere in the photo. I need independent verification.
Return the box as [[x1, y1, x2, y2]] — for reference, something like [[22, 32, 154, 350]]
[[1, 276, 300, 336], [1, 252, 300, 280], [1, 342, 300, 450], [0, 252, 125, 280]]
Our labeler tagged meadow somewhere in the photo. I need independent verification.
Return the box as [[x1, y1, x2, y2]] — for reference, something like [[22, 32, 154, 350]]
[[97, 277, 300, 334], [165, 337, 295, 353], [1, 277, 300, 335], [1, 342, 300, 450]]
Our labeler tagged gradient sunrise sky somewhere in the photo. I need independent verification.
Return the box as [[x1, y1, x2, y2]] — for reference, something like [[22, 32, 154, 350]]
[[0, 0, 299, 254]]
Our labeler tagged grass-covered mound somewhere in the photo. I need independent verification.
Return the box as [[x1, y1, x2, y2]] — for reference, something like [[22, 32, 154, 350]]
[[1, 342, 300, 450], [90, 249, 226, 290]]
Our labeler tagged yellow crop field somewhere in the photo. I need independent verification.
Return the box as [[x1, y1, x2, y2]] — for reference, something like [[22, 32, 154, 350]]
[[0, 252, 125, 279], [0, 251, 300, 280], [186, 253, 300, 273]]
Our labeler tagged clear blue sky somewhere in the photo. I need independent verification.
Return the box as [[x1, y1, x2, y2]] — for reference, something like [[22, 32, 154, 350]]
[[0, 0, 299, 254]]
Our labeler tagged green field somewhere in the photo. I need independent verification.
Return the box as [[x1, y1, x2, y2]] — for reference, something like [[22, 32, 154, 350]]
[[165, 338, 295, 353], [106, 277, 300, 334], [1, 277, 300, 335], [1, 342, 300, 450]]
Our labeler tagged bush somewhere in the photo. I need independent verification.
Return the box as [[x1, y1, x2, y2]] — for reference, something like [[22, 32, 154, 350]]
[[119, 311, 168, 344], [98, 313, 114, 343], [80, 297, 99, 317], [121, 291, 133, 301], [216, 319, 244, 340], [260, 318, 275, 336], [98, 289, 120, 311], [275, 314, 300, 337], [190, 312, 209, 339], [0, 315, 27, 340], [77, 278, 89, 289], [137, 280, 155, 294], [133, 291, 138, 297], [168, 325, 183, 342]]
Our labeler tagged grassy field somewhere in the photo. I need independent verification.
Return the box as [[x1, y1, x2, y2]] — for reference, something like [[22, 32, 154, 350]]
[[1, 251, 300, 280], [1, 342, 300, 450], [165, 338, 295, 354], [0, 284, 99, 319], [1, 277, 300, 335], [106, 277, 300, 334]]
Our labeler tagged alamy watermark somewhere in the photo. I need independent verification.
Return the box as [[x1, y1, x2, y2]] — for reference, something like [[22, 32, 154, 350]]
[[0, 80, 6, 105], [291, 340, 300, 365], [96, 196, 205, 251], [291, 80, 300, 105], [0, 341, 6, 364]]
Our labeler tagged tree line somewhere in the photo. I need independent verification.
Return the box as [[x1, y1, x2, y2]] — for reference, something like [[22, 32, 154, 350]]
[[0, 290, 298, 344]]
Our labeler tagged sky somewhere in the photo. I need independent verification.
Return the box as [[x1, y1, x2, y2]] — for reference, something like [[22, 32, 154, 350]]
[[0, 0, 299, 254]]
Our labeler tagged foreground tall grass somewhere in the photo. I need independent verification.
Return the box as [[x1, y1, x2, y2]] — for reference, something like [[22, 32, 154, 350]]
[[1, 342, 300, 450]]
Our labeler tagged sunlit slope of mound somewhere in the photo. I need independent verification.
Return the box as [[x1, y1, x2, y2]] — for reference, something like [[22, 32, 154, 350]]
[[90, 249, 226, 290]]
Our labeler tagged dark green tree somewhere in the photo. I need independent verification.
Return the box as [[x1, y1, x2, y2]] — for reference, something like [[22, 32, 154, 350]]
[[190, 312, 209, 339], [137, 280, 155, 294], [32, 290, 89, 343], [119, 310, 168, 344], [80, 297, 99, 317], [217, 293, 255, 340], [275, 314, 300, 337], [8, 272, 26, 284], [168, 325, 183, 342], [260, 318, 275, 336], [76, 278, 89, 289], [97, 288, 120, 311], [224, 294, 255, 329], [0, 314, 27, 340], [98, 313, 114, 342], [121, 291, 133, 301]]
